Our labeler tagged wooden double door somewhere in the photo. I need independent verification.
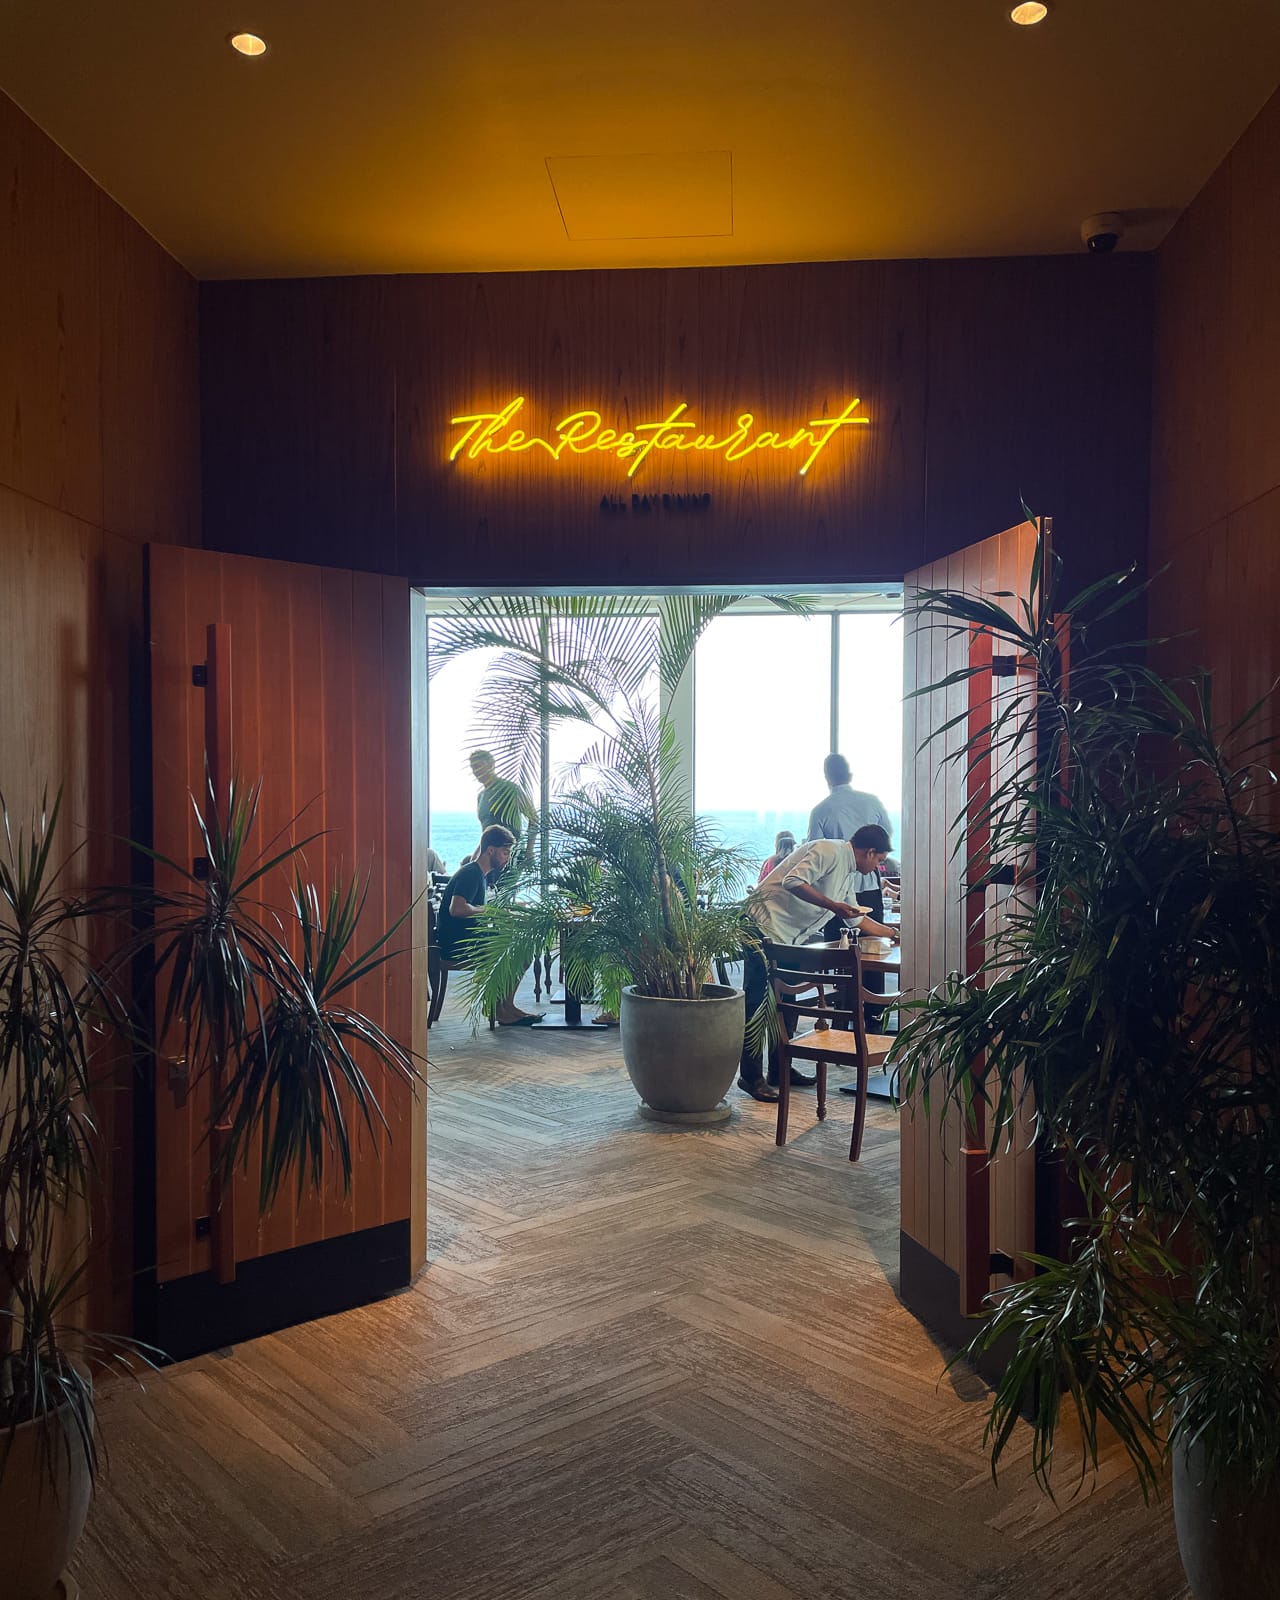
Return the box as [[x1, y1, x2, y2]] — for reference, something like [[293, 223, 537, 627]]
[[898, 521, 1045, 1348], [142, 544, 428, 1358]]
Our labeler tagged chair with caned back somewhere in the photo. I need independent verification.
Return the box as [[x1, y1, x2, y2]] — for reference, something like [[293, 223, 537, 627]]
[[764, 941, 893, 1161]]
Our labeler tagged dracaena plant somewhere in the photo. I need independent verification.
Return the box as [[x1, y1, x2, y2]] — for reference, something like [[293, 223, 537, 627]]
[[428, 595, 803, 1027], [891, 531, 1280, 1498], [138, 775, 420, 1207], [0, 789, 135, 1476], [1, 775, 420, 1494]]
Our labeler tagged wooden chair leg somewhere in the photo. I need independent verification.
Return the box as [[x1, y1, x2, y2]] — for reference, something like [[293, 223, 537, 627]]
[[775, 1047, 792, 1146], [816, 1060, 827, 1121], [849, 1059, 868, 1162]]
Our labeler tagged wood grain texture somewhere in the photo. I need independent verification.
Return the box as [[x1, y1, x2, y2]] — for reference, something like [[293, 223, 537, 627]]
[[0, 91, 102, 526], [146, 545, 420, 1284], [201, 255, 1153, 591], [1149, 85, 1280, 726], [900, 524, 1037, 1285], [98, 193, 201, 545], [73, 990, 1189, 1599], [0, 89, 201, 1331], [924, 257, 1154, 597], [0, 491, 144, 1335]]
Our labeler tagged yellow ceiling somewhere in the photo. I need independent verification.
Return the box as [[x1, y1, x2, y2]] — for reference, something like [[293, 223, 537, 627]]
[[2, 0, 1279, 279]]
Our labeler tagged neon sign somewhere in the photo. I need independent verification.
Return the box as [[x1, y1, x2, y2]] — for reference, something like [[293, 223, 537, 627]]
[[447, 396, 868, 479]]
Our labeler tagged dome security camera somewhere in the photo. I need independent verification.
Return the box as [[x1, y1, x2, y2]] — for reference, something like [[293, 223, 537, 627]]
[[1081, 212, 1125, 253]]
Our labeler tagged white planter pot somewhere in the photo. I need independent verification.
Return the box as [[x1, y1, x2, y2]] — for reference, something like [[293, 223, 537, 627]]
[[619, 983, 744, 1122], [0, 1398, 94, 1599], [1173, 1438, 1280, 1599]]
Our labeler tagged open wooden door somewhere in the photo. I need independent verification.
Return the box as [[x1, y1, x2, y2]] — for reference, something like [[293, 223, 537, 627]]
[[898, 521, 1041, 1349], [141, 545, 429, 1359]]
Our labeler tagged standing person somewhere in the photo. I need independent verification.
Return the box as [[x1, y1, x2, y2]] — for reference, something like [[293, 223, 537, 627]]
[[807, 754, 893, 924], [757, 829, 797, 884], [437, 825, 543, 1025], [469, 748, 537, 871], [737, 837, 898, 1102]]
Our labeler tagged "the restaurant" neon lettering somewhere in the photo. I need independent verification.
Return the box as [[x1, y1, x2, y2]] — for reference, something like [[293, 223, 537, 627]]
[[447, 396, 869, 479]]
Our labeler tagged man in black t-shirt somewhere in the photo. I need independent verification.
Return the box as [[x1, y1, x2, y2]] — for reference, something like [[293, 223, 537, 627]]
[[437, 825, 543, 1025]]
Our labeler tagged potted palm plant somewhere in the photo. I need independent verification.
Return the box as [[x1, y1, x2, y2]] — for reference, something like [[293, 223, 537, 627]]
[[891, 537, 1280, 1599], [429, 596, 789, 1121], [0, 779, 418, 1598]]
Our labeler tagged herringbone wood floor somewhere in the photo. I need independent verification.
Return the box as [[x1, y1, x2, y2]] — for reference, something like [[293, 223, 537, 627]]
[[76, 987, 1189, 1598]]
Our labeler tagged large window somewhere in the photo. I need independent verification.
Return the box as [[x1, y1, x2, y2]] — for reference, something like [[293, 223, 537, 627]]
[[428, 601, 903, 882], [693, 607, 902, 875], [693, 613, 831, 867], [837, 612, 903, 849], [426, 635, 503, 874]]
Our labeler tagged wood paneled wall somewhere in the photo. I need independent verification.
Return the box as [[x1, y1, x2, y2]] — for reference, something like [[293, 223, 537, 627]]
[[147, 547, 420, 1284], [1150, 85, 1280, 767], [201, 256, 1155, 592], [0, 89, 201, 1333]]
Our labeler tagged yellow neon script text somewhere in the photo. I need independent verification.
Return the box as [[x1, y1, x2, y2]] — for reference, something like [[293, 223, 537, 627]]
[[447, 397, 869, 478]]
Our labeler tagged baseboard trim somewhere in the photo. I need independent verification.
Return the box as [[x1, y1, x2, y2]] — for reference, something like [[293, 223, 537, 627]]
[[145, 1219, 412, 1362]]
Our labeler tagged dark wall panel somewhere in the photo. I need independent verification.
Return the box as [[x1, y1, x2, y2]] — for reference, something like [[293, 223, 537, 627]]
[[1150, 85, 1280, 751], [202, 256, 1155, 591]]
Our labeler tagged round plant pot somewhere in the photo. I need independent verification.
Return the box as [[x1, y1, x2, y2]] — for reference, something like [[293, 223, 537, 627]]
[[0, 1398, 94, 1599], [619, 983, 744, 1121], [1173, 1438, 1280, 1599]]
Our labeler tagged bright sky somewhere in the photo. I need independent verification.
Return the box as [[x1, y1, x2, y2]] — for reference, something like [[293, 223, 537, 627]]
[[694, 611, 903, 823], [427, 610, 904, 826]]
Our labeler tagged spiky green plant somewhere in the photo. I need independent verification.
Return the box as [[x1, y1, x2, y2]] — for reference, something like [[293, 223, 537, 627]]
[[1, 775, 421, 1500], [0, 788, 136, 1480], [891, 531, 1280, 1498], [139, 776, 420, 1207], [429, 595, 803, 1025]]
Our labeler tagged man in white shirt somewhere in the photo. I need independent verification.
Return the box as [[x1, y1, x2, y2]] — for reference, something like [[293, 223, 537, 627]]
[[738, 835, 897, 1101]]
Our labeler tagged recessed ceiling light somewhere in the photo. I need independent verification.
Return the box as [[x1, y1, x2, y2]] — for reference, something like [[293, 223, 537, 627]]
[[228, 31, 268, 56], [1009, 2, 1049, 22]]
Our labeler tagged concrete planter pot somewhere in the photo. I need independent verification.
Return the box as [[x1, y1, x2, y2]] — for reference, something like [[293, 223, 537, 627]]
[[1173, 1438, 1280, 1599], [619, 983, 744, 1123], [0, 1397, 93, 1600]]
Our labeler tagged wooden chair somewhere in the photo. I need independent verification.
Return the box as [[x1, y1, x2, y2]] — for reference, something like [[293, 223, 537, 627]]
[[426, 901, 494, 1028], [765, 941, 893, 1162]]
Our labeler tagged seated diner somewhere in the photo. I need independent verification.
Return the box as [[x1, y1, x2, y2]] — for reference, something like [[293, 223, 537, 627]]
[[436, 824, 544, 1026]]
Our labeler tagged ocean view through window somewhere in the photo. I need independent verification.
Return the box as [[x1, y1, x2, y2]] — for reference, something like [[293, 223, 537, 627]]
[[427, 601, 903, 882]]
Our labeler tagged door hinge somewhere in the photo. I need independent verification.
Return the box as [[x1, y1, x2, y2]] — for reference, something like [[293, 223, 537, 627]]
[[191, 663, 208, 687], [195, 1215, 212, 1240], [193, 856, 210, 880], [989, 1250, 1016, 1275]]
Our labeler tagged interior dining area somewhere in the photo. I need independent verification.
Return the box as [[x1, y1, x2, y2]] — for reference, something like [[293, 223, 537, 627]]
[[2, 4, 1280, 1596]]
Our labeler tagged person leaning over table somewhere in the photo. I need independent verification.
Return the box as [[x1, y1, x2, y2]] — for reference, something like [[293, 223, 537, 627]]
[[436, 825, 544, 1026], [736, 836, 899, 1103]]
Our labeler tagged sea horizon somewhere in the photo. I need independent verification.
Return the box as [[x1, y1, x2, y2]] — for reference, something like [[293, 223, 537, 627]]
[[428, 806, 901, 879]]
